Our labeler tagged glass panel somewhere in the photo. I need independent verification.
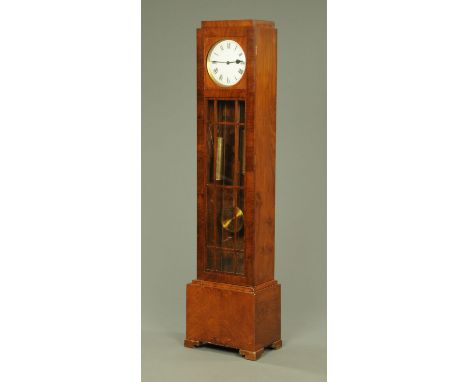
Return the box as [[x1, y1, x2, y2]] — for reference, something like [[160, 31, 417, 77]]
[[215, 124, 235, 185], [239, 101, 245, 123], [219, 188, 234, 248], [234, 190, 244, 251], [239, 125, 245, 187], [235, 252, 244, 275], [207, 99, 215, 121], [206, 186, 215, 245], [205, 99, 245, 276], [218, 249, 234, 273], [206, 247, 215, 271], [214, 187, 224, 247], [218, 100, 235, 122]]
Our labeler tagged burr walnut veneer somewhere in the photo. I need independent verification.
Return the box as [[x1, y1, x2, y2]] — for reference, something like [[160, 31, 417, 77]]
[[185, 20, 281, 361]]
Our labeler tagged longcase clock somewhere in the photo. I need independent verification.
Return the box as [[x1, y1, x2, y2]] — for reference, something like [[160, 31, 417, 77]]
[[184, 20, 281, 361]]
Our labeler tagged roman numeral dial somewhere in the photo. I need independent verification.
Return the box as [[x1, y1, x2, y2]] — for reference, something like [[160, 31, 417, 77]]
[[207, 39, 246, 87]]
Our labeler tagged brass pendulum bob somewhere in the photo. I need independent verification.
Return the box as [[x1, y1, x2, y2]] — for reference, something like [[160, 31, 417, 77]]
[[221, 206, 244, 233]]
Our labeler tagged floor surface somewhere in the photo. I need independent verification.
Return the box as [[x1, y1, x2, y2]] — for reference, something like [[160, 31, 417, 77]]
[[142, 329, 326, 382]]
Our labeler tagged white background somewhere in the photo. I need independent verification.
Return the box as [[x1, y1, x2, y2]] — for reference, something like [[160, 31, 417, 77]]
[[0, 1, 140, 381], [1, 0, 468, 381]]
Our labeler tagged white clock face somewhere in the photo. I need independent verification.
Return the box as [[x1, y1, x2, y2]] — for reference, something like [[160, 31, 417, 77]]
[[206, 39, 246, 87]]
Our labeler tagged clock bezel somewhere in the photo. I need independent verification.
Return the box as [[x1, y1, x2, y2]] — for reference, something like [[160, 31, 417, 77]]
[[206, 39, 247, 88], [203, 35, 248, 90]]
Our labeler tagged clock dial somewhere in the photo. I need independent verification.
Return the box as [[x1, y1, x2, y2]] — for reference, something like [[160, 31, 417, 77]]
[[207, 39, 246, 87]]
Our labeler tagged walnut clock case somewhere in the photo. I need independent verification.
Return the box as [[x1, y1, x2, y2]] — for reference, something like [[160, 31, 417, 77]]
[[184, 20, 281, 361]]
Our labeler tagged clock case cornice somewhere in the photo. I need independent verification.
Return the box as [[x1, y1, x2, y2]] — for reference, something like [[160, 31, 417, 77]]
[[201, 20, 275, 28]]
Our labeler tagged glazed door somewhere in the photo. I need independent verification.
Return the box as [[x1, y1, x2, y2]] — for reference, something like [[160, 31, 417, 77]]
[[205, 99, 246, 275]]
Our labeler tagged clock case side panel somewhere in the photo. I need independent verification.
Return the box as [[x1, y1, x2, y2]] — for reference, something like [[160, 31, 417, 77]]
[[252, 26, 277, 285], [196, 26, 254, 286], [196, 28, 206, 281]]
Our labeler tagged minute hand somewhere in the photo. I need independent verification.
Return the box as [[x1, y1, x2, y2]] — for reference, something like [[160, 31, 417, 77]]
[[210, 59, 245, 64]]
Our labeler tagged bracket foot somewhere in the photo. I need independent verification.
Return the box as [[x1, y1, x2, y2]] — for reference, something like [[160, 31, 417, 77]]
[[239, 348, 264, 361], [184, 339, 202, 348]]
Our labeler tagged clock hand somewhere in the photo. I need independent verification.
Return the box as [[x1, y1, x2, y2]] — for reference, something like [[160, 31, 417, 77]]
[[210, 60, 245, 65]]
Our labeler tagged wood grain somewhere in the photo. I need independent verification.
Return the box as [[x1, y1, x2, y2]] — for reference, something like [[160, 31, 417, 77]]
[[252, 25, 277, 285], [186, 279, 281, 359]]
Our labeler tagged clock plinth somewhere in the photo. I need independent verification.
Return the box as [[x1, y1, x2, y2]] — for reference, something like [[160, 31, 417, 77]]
[[186, 20, 280, 361], [185, 280, 281, 359]]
